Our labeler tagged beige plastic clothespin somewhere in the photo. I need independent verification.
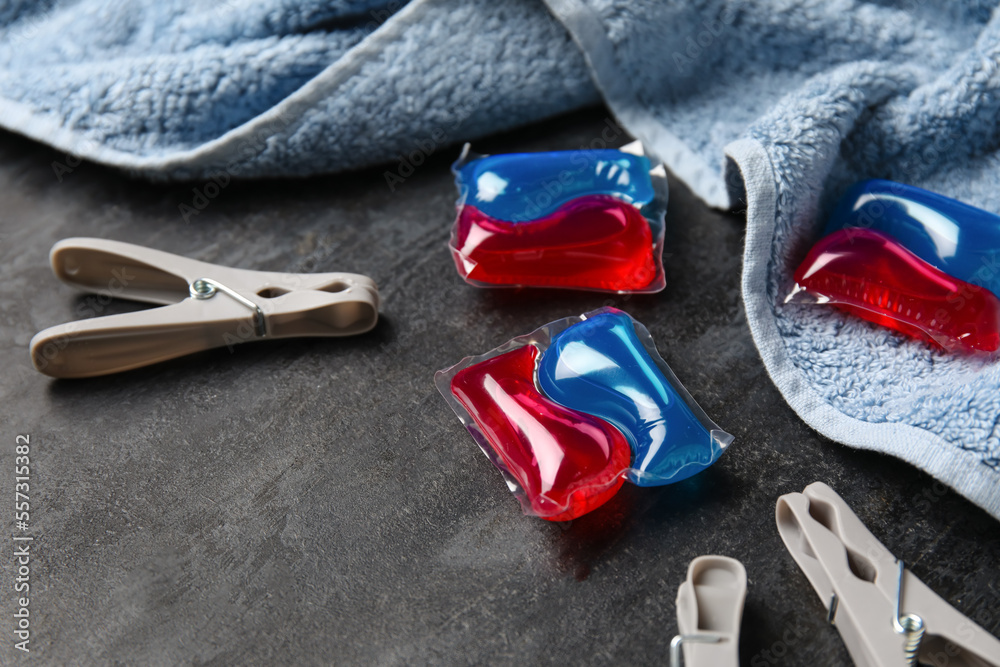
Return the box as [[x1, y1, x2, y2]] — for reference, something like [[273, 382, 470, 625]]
[[30, 238, 379, 378], [777, 482, 1000, 667], [671, 555, 748, 667]]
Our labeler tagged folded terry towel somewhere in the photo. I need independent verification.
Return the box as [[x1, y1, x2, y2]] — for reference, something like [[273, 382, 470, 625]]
[[4, 0, 1000, 519], [0, 0, 599, 178]]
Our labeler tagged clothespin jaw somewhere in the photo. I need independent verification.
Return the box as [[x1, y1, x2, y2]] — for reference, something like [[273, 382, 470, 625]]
[[672, 555, 747, 667], [776, 482, 1000, 667], [30, 238, 379, 378]]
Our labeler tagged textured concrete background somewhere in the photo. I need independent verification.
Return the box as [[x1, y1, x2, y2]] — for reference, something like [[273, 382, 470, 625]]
[[1, 108, 998, 666]]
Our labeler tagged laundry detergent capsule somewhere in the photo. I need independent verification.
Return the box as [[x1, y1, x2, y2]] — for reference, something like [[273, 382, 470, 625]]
[[448, 145, 667, 294], [436, 308, 733, 519], [789, 179, 1000, 353]]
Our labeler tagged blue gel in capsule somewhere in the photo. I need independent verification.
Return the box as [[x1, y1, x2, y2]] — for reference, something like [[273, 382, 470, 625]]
[[824, 179, 1000, 298], [536, 309, 731, 486], [455, 150, 655, 222]]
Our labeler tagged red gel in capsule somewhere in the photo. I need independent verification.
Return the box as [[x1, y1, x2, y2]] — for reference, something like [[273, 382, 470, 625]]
[[451, 195, 657, 292], [450, 344, 631, 521], [793, 228, 1000, 352]]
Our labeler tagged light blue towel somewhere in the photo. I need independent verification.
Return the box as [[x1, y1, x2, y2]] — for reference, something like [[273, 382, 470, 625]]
[[3, 1, 1000, 518], [0, 0, 599, 179]]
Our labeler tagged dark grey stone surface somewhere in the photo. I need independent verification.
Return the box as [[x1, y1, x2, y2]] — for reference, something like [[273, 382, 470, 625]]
[[1, 108, 998, 666]]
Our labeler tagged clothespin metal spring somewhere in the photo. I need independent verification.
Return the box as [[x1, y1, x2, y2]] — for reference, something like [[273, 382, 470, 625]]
[[189, 277, 266, 338], [893, 560, 925, 667]]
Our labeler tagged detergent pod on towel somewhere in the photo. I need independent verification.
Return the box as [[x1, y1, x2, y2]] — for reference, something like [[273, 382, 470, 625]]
[[435, 308, 733, 521], [787, 179, 1000, 353], [448, 142, 668, 293]]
